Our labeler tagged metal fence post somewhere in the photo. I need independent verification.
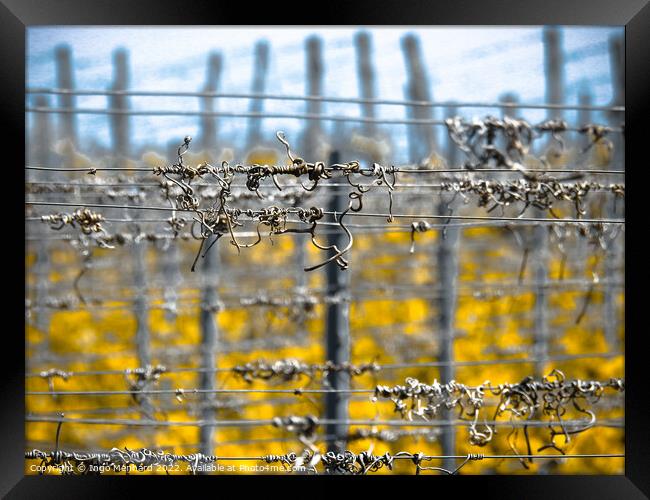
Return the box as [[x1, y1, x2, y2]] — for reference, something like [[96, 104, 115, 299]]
[[109, 49, 153, 422], [436, 105, 460, 472], [324, 151, 351, 456], [533, 27, 564, 377], [198, 52, 223, 470], [605, 34, 625, 351], [30, 95, 54, 356], [295, 36, 325, 330]]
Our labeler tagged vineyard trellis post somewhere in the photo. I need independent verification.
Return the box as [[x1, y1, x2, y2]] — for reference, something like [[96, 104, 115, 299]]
[[605, 34, 624, 351], [302, 36, 324, 158], [324, 151, 351, 455], [54, 44, 76, 147], [532, 27, 565, 378], [199, 53, 222, 153], [294, 36, 325, 320], [246, 41, 269, 151], [30, 94, 54, 356], [198, 53, 223, 468], [109, 49, 153, 421], [436, 104, 461, 472], [355, 31, 377, 138], [401, 33, 436, 163]]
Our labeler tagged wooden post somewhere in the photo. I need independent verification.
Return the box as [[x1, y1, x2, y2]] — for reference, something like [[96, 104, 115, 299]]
[[302, 36, 324, 159], [401, 34, 436, 163], [499, 92, 520, 119], [354, 31, 377, 137], [445, 105, 460, 167], [499, 93, 520, 163], [543, 27, 564, 117], [295, 36, 325, 317], [324, 151, 351, 456], [54, 44, 76, 147], [577, 85, 592, 132], [246, 41, 269, 150], [109, 48, 131, 161], [199, 53, 222, 153], [198, 53, 223, 470]]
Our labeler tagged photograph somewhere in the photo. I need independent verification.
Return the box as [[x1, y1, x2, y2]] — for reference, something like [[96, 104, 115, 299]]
[[24, 25, 625, 476]]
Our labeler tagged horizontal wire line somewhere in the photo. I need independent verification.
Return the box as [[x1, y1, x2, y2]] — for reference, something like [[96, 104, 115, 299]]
[[24, 106, 624, 132], [25, 165, 626, 175], [25, 283, 625, 315], [24, 416, 625, 429], [25, 352, 623, 378], [25, 282, 625, 313], [25, 87, 626, 112], [24, 201, 625, 224], [24, 184, 623, 195], [23, 448, 625, 462], [26, 378, 623, 397]]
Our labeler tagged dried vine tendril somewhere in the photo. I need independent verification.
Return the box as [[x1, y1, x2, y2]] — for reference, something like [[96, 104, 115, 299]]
[[153, 132, 400, 272], [372, 370, 624, 464], [439, 178, 624, 218], [232, 359, 380, 383]]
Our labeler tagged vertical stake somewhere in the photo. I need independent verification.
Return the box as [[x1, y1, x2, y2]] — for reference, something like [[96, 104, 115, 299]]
[[324, 151, 351, 456], [54, 44, 77, 147], [197, 52, 223, 471], [401, 34, 436, 163], [246, 41, 269, 150], [605, 34, 625, 351], [436, 105, 460, 472], [30, 94, 54, 356], [110, 49, 152, 420]]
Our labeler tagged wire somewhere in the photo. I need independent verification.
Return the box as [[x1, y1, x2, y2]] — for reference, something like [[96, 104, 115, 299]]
[[25, 351, 623, 379], [25, 201, 626, 224], [25, 165, 626, 175], [24, 106, 625, 132], [25, 415, 624, 429], [25, 87, 625, 113]]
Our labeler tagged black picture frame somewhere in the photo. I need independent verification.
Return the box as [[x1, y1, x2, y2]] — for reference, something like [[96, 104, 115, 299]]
[[3, 0, 648, 497]]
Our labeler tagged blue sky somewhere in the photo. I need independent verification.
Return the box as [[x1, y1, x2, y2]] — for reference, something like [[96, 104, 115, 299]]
[[27, 26, 622, 162]]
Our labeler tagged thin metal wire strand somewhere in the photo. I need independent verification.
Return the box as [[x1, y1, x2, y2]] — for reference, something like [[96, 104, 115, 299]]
[[25, 165, 626, 175], [24, 416, 625, 429], [25, 351, 622, 378], [25, 201, 626, 224], [23, 448, 625, 464], [25, 87, 626, 112], [26, 376, 624, 396], [25, 280, 625, 315], [24, 107, 625, 132]]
